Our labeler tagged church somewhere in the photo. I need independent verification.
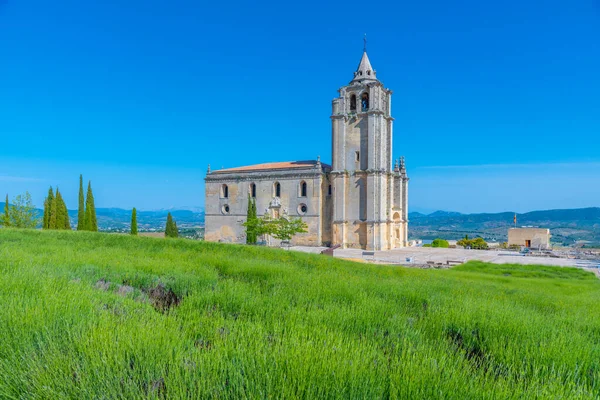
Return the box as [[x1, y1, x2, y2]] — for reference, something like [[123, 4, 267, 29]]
[[204, 47, 409, 250]]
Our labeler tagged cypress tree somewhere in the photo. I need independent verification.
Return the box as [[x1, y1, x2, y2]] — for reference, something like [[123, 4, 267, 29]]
[[77, 174, 85, 230], [245, 195, 258, 244], [55, 188, 66, 230], [43, 187, 55, 229], [84, 181, 97, 232], [49, 189, 58, 229], [131, 208, 138, 235], [165, 212, 173, 237], [172, 219, 178, 238], [43, 198, 49, 229], [2, 194, 10, 227], [63, 199, 71, 230]]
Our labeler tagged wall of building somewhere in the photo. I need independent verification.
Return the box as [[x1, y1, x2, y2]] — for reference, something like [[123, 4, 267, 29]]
[[205, 168, 331, 246], [508, 228, 551, 249]]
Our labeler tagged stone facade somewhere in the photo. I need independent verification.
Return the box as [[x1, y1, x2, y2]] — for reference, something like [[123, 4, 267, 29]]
[[204, 49, 409, 250], [508, 228, 551, 249], [205, 161, 332, 246]]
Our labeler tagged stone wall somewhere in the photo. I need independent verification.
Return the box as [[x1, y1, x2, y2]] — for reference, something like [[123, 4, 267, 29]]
[[508, 228, 551, 249], [205, 165, 331, 246]]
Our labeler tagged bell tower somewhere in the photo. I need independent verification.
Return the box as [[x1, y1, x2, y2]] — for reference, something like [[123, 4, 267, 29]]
[[330, 45, 408, 250]]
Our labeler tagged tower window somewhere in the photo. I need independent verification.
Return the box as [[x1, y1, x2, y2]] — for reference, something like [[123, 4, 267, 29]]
[[361, 93, 369, 111], [250, 183, 256, 198], [350, 94, 356, 112], [355, 151, 360, 162], [274, 182, 281, 197], [328, 185, 332, 196], [221, 184, 229, 199], [367, 70, 371, 75], [300, 181, 307, 197]]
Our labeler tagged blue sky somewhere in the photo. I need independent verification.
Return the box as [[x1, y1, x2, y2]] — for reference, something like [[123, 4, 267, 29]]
[[1, 0, 599, 213]]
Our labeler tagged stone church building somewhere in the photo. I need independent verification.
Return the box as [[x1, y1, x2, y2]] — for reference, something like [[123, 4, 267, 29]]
[[204, 48, 409, 250]]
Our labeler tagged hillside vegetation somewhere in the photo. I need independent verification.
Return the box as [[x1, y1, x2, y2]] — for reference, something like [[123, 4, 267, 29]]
[[409, 207, 600, 245], [0, 229, 599, 398]]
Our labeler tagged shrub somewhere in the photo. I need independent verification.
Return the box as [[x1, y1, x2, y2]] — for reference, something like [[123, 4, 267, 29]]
[[431, 238, 449, 248]]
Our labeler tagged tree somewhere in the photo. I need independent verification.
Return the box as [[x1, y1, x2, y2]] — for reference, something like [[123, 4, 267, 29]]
[[55, 188, 66, 230], [9, 192, 38, 229], [43, 187, 54, 229], [2, 194, 10, 227], [49, 189, 58, 229], [272, 217, 308, 242], [165, 212, 178, 238], [246, 214, 307, 245], [84, 181, 97, 231], [165, 213, 173, 237], [431, 238, 449, 248], [471, 237, 489, 250], [457, 235, 488, 250], [77, 174, 85, 230], [131, 208, 138, 235], [172, 219, 179, 238], [244, 195, 258, 244]]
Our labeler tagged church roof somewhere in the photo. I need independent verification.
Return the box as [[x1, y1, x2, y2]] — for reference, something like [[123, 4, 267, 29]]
[[351, 51, 378, 84], [211, 160, 330, 174]]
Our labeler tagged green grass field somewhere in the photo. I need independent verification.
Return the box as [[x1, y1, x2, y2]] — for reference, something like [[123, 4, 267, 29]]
[[1, 229, 599, 399]]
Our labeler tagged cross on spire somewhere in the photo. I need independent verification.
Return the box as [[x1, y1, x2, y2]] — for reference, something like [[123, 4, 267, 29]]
[[363, 33, 367, 52]]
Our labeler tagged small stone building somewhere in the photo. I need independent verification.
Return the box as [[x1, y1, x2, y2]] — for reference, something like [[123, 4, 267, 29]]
[[204, 47, 409, 250], [508, 228, 551, 249]]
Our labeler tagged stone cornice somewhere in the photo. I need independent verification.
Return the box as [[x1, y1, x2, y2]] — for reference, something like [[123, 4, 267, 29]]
[[205, 171, 327, 183]]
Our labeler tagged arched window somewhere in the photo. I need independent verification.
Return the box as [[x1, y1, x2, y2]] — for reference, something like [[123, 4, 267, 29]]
[[361, 93, 369, 111], [300, 181, 307, 197], [350, 94, 356, 112], [250, 183, 256, 198], [221, 184, 229, 199], [274, 182, 281, 197]]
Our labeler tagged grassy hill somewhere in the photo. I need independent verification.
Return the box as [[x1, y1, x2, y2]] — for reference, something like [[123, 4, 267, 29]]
[[0, 229, 599, 398], [409, 207, 600, 245]]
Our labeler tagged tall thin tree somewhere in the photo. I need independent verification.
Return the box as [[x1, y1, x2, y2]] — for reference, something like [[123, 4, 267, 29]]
[[55, 188, 66, 230], [165, 212, 173, 237], [131, 208, 138, 235], [77, 174, 85, 230], [49, 189, 58, 229], [172, 219, 179, 238], [84, 181, 97, 231], [43, 187, 55, 229], [43, 198, 49, 229]]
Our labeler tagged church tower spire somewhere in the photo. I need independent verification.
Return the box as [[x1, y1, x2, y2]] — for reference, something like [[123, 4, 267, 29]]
[[330, 43, 408, 251], [351, 49, 377, 84]]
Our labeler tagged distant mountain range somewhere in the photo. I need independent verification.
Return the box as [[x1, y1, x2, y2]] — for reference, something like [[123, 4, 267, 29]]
[[408, 207, 600, 245]]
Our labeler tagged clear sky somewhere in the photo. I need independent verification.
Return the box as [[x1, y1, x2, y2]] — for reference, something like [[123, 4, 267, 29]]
[[1, 0, 599, 213]]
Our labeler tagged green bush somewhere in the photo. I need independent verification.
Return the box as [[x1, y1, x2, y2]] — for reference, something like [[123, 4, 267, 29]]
[[431, 238, 449, 248]]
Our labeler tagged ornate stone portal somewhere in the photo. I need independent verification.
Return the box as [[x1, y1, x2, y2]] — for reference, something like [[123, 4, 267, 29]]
[[204, 47, 409, 250]]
